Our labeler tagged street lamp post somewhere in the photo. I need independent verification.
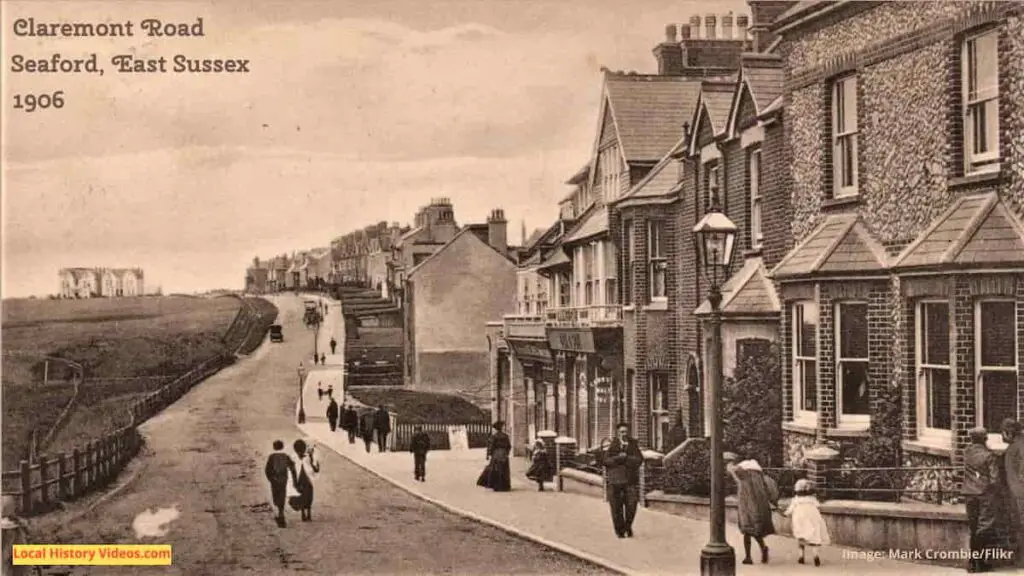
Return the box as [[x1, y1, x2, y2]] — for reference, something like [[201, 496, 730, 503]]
[[693, 199, 738, 576], [297, 364, 308, 424]]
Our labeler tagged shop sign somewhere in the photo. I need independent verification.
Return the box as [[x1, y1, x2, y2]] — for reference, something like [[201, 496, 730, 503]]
[[509, 339, 552, 363], [547, 328, 595, 353]]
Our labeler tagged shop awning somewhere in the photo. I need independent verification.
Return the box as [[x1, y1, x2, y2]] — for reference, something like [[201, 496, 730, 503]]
[[507, 338, 553, 364], [695, 257, 780, 317], [891, 192, 1024, 271], [768, 213, 889, 280]]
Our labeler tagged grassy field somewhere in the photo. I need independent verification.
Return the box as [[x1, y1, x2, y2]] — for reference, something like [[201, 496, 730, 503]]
[[1, 296, 242, 468]]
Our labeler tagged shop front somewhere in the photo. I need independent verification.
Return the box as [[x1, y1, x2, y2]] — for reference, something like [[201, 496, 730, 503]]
[[547, 326, 623, 452], [506, 337, 555, 449]]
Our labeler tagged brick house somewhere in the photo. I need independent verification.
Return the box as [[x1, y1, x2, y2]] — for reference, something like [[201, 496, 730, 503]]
[[764, 1, 1024, 486]]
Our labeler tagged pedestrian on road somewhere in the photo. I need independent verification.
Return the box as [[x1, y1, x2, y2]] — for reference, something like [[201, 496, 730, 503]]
[[374, 405, 392, 452], [727, 456, 777, 564], [782, 479, 829, 566], [265, 440, 298, 527], [964, 426, 1002, 572], [601, 422, 643, 538], [330, 337, 337, 355], [361, 412, 375, 453], [320, 353, 326, 365], [289, 439, 320, 522], [1, 495, 30, 576], [327, 385, 334, 399], [1001, 418, 1024, 568], [344, 405, 359, 443], [525, 439, 553, 492], [326, 397, 340, 432], [411, 425, 431, 482], [477, 421, 512, 492], [317, 382, 324, 400]]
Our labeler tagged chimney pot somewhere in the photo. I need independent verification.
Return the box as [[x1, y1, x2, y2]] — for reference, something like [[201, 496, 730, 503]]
[[679, 23, 691, 39], [689, 15, 701, 38], [722, 13, 734, 39], [705, 14, 717, 39], [664, 23, 678, 43]]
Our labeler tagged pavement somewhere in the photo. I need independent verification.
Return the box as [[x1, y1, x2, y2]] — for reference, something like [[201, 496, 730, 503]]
[[300, 295, 975, 576]]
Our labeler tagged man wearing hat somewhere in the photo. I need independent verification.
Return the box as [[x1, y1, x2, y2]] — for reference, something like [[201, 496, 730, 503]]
[[1002, 418, 1024, 567], [963, 427, 1000, 573]]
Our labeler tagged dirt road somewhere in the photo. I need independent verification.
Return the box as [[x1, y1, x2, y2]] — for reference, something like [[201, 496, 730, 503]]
[[38, 295, 611, 576]]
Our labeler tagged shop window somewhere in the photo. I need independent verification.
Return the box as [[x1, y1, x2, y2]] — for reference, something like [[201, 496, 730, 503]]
[[975, 299, 1018, 443], [835, 302, 870, 428], [916, 301, 952, 444], [792, 301, 818, 423]]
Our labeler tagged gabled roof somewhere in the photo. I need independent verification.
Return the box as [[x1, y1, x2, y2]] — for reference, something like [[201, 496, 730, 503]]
[[524, 227, 547, 249], [407, 226, 515, 278], [537, 247, 571, 272], [598, 73, 703, 164], [612, 136, 685, 208], [769, 213, 889, 280], [565, 163, 591, 185], [726, 55, 785, 137], [695, 258, 780, 317], [562, 204, 609, 245], [892, 192, 1024, 271], [687, 75, 740, 154]]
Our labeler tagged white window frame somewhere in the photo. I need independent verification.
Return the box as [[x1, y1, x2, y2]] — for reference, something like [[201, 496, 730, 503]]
[[647, 220, 667, 302], [649, 372, 670, 451], [622, 219, 634, 307], [835, 301, 871, 429], [974, 298, 1019, 449], [792, 300, 819, 425], [831, 75, 859, 198], [584, 243, 595, 306], [915, 300, 953, 446], [706, 163, 721, 210], [749, 147, 763, 250], [962, 29, 1000, 174]]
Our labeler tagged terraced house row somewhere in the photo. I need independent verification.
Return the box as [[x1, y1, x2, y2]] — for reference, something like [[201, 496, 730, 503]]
[[487, 0, 1024, 497]]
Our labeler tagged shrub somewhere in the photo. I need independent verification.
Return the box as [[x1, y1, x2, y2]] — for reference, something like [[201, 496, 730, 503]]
[[833, 384, 904, 501], [722, 342, 783, 467]]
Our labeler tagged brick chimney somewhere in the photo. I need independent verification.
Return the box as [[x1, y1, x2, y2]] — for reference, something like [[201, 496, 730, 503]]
[[487, 209, 508, 255], [737, 14, 750, 41], [253, 256, 260, 269], [747, 1, 798, 52], [680, 23, 691, 40], [704, 14, 717, 39], [653, 23, 684, 75], [722, 13, 734, 39]]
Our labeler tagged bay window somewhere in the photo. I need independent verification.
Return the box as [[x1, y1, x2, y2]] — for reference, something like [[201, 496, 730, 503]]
[[916, 301, 952, 443], [792, 301, 818, 422], [975, 299, 1018, 441], [649, 372, 670, 451], [559, 274, 570, 307], [648, 220, 666, 301], [835, 302, 870, 427], [831, 75, 859, 197], [963, 29, 1000, 174]]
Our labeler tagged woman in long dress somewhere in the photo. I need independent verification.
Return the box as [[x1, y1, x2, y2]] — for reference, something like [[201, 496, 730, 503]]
[[728, 458, 776, 564], [478, 421, 512, 492], [289, 439, 320, 521]]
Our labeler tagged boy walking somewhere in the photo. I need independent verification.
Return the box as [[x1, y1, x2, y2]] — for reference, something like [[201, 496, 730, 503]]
[[411, 426, 431, 482], [264, 440, 297, 527]]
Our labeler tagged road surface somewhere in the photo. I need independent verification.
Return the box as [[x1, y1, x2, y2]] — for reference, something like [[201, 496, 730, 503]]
[[36, 294, 612, 576]]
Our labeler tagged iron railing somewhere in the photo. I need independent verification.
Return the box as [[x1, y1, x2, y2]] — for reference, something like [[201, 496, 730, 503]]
[[544, 305, 623, 327], [827, 465, 960, 504]]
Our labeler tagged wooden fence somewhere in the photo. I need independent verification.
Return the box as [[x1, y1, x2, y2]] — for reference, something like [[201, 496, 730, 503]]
[[388, 422, 492, 451]]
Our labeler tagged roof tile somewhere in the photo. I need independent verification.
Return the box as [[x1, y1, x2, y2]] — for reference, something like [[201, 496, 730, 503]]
[[605, 75, 702, 162]]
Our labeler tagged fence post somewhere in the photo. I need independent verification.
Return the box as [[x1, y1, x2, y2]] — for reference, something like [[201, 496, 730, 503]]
[[85, 441, 94, 487], [39, 457, 50, 507], [58, 453, 68, 500], [72, 448, 82, 497], [804, 445, 841, 500], [19, 459, 31, 513]]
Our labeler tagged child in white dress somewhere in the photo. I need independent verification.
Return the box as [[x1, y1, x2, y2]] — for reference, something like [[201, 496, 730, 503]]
[[783, 479, 830, 566]]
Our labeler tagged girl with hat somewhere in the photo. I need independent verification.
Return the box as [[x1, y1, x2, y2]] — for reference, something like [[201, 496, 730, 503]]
[[783, 478, 830, 566]]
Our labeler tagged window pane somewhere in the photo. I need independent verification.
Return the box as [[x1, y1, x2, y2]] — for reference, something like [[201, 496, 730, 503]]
[[843, 77, 858, 132], [923, 302, 950, 365], [839, 303, 868, 359], [982, 370, 1018, 433], [752, 197, 762, 243], [975, 32, 998, 93], [843, 137, 855, 187], [980, 301, 1016, 367], [983, 98, 999, 155], [801, 360, 817, 411], [926, 368, 952, 430], [971, 103, 988, 155], [833, 82, 845, 133], [797, 303, 818, 356], [840, 361, 870, 415]]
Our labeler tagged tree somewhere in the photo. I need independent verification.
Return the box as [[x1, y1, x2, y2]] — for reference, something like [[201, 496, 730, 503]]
[[722, 340, 783, 468]]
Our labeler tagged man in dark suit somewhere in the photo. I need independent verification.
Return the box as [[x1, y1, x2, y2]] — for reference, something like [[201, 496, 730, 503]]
[[603, 422, 644, 538], [373, 405, 392, 452], [410, 425, 431, 482], [326, 397, 339, 432], [963, 426, 1000, 573], [343, 405, 359, 443]]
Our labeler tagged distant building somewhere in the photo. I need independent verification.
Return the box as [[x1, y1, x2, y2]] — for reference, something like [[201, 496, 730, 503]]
[[59, 267, 144, 298]]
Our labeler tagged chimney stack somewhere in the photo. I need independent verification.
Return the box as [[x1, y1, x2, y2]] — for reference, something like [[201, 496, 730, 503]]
[[722, 13, 734, 39], [664, 23, 678, 43], [737, 14, 749, 41], [689, 15, 701, 39], [487, 208, 508, 255], [705, 14, 717, 39], [679, 23, 691, 40], [654, 23, 684, 75]]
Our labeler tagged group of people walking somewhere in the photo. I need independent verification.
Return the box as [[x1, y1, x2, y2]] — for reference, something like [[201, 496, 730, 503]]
[[264, 438, 321, 527], [324, 393, 392, 453], [962, 420, 1024, 573]]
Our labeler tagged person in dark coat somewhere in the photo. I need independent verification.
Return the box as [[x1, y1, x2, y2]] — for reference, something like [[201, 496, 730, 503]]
[[326, 397, 339, 432], [330, 337, 337, 355], [373, 405, 392, 452], [603, 422, 643, 538], [317, 382, 324, 400], [478, 421, 512, 492], [360, 412, 375, 453], [525, 439, 553, 491], [344, 406, 359, 443], [264, 440, 297, 527], [410, 425, 431, 482], [1002, 419, 1024, 568], [320, 353, 326, 365], [728, 456, 778, 564], [964, 426, 1002, 573]]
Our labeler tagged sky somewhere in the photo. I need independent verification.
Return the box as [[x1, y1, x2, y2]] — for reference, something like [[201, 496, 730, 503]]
[[1, 0, 747, 297]]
